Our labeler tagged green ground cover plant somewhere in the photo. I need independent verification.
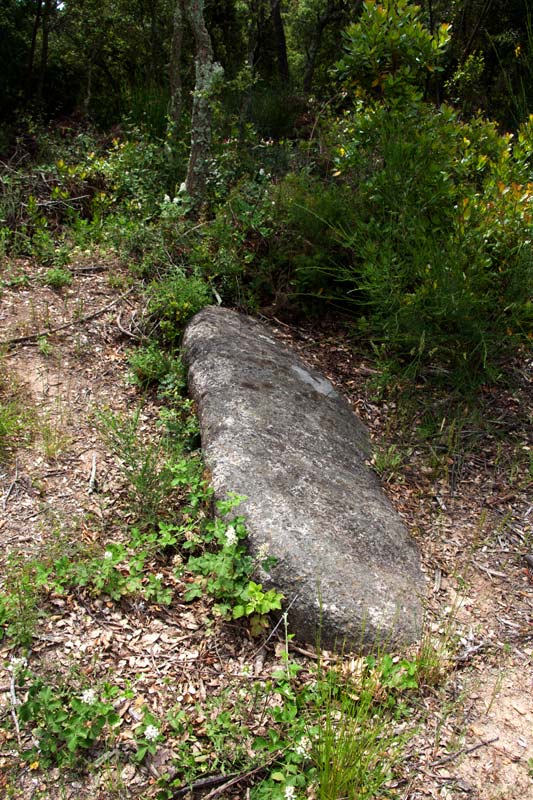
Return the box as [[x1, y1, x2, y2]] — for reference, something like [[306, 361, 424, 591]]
[[17, 670, 123, 768], [1, 3, 531, 795], [0, 399, 283, 646], [155, 638, 429, 800], [43, 267, 72, 289]]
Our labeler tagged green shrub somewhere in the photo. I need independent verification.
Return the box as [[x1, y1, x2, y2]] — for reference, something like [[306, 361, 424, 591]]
[[128, 343, 179, 389], [0, 366, 33, 460], [336, 0, 450, 104], [186, 175, 273, 308], [0, 401, 27, 459], [147, 271, 212, 345], [328, 111, 532, 384], [97, 406, 176, 525], [305, 0, 533, 386], [269, 173, 359, 308], [43, 267, 72, 289]]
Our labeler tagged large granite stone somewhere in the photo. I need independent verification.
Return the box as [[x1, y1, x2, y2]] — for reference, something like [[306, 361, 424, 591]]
[[183, 307, 425, 649]]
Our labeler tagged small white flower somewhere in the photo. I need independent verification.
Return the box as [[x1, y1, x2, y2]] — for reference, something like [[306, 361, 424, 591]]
[[144, 724, 160, 742], [284, 786, 296, 800], [104, 550, 113, 560], [225, 525, 238, 547], [8, 656, 27, 672], [163, 194, 171, 203], [178, 181, 187, 194], [259, 168, 265, 176], [295, 736, 311, 757], [80, 688, 97, 705], [257, 543, 270, 561]]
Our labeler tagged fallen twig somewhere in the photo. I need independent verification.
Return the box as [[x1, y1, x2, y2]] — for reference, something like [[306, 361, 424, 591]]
[[202, 756, 277, 800], [88, 453, 97, 494], [116, 308, 140, 340], [169, 752, 279, 799], [1, 288, 135, 349], [9, 670, 22, 748], [21, 195, 90, 208], [69, 265, 109, 274], [454, 640, 490, 664], [430, 736, 499, 768], [164, 771, 242, 797]]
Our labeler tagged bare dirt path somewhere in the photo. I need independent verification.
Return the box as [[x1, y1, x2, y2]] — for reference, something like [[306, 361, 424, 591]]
[[0, 265, 531, 799], [0, 260, 139, 571]]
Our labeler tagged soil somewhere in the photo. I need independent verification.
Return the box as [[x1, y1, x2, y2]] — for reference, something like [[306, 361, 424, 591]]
[[0, 260, 531, 799]]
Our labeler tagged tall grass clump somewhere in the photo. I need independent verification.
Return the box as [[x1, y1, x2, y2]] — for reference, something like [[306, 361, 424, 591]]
[[0, 364, 32, 460], [310, 663, 408, 799]]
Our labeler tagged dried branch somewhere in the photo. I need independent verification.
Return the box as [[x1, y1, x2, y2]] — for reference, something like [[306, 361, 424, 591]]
[[9, 671, 22, 748], [431, 736, 499, 768], [116, 308, 141, 340], [88, 454, 97, 494]]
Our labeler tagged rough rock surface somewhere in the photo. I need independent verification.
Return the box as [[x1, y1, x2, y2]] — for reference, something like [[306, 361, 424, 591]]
[[183, 307, 425, 649]]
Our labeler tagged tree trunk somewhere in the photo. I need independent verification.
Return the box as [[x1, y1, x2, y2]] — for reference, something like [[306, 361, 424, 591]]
[[184, 0, 222, 200], [302, 1, 354, 94], [302, 20, 326, 94], [169, 0, 184, 127], [82, 60, 92, 116], [270, 0, 289, 83], [36, 0, 53, 106], [149, 0, 160, 83], [238, 0, 262, 142], [28, 0, 43, 87]]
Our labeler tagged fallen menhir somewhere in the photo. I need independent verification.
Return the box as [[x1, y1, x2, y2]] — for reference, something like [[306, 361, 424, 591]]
[[183, 306, 425, 650]]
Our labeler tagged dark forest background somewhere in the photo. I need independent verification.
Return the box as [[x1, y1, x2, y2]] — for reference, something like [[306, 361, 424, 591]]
[[1, 0, 531, 390]]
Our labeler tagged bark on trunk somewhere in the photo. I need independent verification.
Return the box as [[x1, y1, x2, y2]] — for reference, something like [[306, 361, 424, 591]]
[[149, 0, 159, 83], [169, 0, 184, 126], [184, 0, 221, 201], [82, 60, 92, 116], [36, 0, 53, 106], [271, 0, 290, 83], [28, 0, 43, 87], [238, 0, 262, 142]]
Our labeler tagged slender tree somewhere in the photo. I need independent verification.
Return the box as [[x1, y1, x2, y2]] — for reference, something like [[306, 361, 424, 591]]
[[301, 0, 353, 92], [27, 0, 43, 87], [271, 0, 290, 82], [169, 0, 184, 125], [35, 0, 56, 106], [183, 0, 222, 199]]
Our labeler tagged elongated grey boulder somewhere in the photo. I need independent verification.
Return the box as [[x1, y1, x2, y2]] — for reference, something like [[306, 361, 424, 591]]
[[183, 307, 425, 650]]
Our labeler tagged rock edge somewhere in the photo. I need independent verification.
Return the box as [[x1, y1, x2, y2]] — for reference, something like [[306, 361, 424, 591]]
[[183, 306, 425, 649]]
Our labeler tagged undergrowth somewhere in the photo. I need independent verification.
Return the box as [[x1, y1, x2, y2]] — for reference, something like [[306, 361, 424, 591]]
[[0, 350, 453, 798]]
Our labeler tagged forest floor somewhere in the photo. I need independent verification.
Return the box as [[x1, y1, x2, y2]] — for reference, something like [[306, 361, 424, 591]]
[[0, 257, 531, 800]]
